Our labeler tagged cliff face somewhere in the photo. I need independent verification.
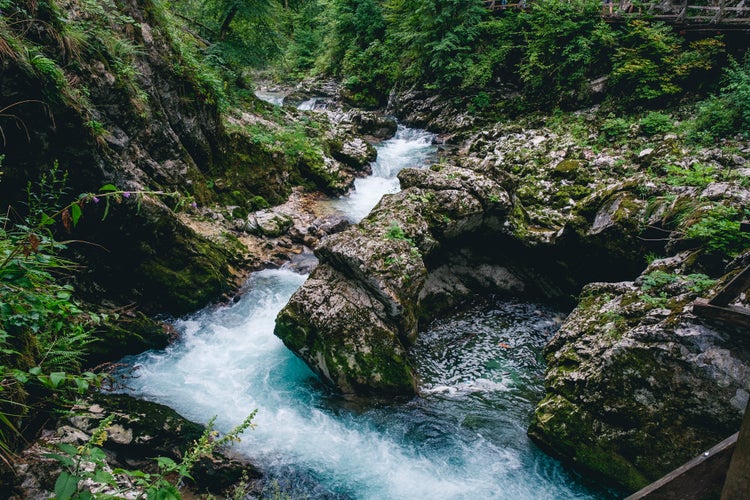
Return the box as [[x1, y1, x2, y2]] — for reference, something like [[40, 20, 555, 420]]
[[1, 0, 237, 315], [0, 0, 368, 316]]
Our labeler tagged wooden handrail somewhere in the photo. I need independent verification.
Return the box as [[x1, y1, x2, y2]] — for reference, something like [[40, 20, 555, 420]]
[[482, 0, 750, 23]]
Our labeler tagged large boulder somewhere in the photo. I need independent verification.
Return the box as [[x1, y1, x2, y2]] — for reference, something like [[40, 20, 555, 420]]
[[275, 162, 512, 395], [528, 255, 750, 491]]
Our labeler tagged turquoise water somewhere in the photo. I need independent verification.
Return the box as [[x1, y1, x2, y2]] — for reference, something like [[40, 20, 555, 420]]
[[122, 273, 614, 499], [120, 127, 617, 498]]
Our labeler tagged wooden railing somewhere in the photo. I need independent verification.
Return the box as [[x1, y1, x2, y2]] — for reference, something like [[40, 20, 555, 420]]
[[483, 0, 750, 25]]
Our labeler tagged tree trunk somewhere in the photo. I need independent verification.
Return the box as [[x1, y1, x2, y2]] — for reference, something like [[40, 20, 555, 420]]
[[218, 5, 238, 41]]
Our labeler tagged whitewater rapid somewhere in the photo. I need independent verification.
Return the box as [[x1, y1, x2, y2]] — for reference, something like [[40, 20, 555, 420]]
[[121, 126, 613, 499]]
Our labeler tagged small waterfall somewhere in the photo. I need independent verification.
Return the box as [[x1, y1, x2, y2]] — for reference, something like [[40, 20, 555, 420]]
[[297, 97, 331, 111], [322, 125, 437, 223]]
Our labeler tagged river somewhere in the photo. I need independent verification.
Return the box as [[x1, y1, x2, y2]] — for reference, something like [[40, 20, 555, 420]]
[[120, 126, 617, 499]]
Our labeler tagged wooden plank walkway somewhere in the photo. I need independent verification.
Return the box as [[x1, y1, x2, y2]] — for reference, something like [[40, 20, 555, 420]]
[[483, 0, 750, 27]]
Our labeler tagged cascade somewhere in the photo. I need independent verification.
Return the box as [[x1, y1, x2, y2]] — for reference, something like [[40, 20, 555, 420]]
[[121, 123, 614, 499]]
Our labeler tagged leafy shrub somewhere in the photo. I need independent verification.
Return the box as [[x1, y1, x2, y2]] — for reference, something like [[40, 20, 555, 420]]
[[599, 115, 630, 143], [692, 95, 738, 140], [692, 52, 750, 140], [684, 204, 750, 256], [664, 163, 716, 188], [468, 91, 491, 115], [385, 0, 487, 86], [638, 111, 673, 136], [385, 221, 408, 240], [641, 270, 715, 294], [610, 21, 724, 105], [641, 270, 677, 292], [519, 0, 614, 107]]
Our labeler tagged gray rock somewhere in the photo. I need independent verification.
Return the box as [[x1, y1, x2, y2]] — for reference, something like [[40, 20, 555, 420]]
[[247, 210, 293, 237], [529, 256, 750, 491], [274, 162, 513, 395]]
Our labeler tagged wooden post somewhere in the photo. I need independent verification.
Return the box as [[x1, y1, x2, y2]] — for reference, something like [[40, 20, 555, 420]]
[[678, 0, 688, 21], [706, 264, 750, 307], [721, 405, 750, 499], [712, 0, 727, 22]]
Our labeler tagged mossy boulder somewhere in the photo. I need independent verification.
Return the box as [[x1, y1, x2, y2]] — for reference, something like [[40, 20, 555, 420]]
[[87, 310, 171, 365], [275, 265, 417, 394], [10, 393, 261, 497], [73, 198, 239, 316], [329, 137, 377, 170], [529, 259, 750, 492], [246, 209, 294, 237], [274, 163, 512, 395]]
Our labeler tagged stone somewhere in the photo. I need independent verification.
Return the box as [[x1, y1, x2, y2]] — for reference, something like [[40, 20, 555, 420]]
[[333, 137, 377, 170], [311, 214, 351, 237], [637, 148, 655, 164], [529, 253, 750, 491], [275, 265, 417, 394], [552, 159, 585, 179], [247, 210, 293, 237], [10, 393, 263, 498]]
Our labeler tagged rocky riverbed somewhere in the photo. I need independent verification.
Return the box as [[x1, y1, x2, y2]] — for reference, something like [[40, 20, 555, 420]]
[[7, 67, 750, 495], [274, 96, 750, 491]]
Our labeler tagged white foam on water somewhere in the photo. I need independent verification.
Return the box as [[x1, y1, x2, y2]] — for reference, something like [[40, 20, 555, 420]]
[[120, 126, 614, 499], [254, 91, 286, 106], [330, 125, 436, 223], [122, 271, 607, 499]]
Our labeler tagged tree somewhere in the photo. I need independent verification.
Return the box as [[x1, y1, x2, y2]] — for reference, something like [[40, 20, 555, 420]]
[[385, 0, 487, 86], [212, 0, 275, 40]]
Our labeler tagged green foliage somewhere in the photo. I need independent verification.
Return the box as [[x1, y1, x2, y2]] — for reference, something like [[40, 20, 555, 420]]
[[467, 91, 491, 115], [519, 0, 613, 106], [692, 95, 738, 141], [156, 4, 230, 110], [640, 270, 716, 298], [599, 115, 630, 143], [641, 270, 677, 292], [462, 14, 524, 89], [638, 111, 673, 136], [29, 53, 66, 88], [243, 122, 323, 166], [638, 292, 668, 308], [663, 163, 716, 188], [278, 0, 325, 77], [692, 52, 750, 140], [0, 165, 189, 463], [684, 204, 750, 256], [610, 21, 724, 105], [641, 270, 716, 296], [168, 0, 281, 71], [48, 412, 257, 499], [385, 0, 487, 86], [385, 221, 408, 240], [274, 0, 725, 110]]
